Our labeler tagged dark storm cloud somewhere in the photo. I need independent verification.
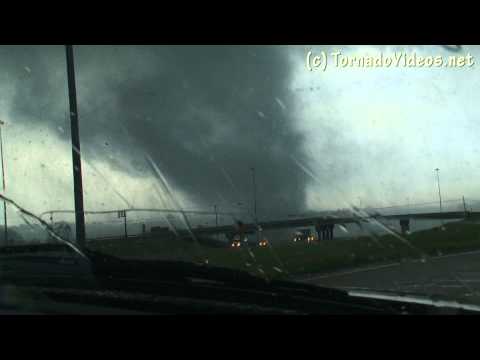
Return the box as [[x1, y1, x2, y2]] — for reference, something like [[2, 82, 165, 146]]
[[5, 45, 312, 218], [3, 46, 66, 122]]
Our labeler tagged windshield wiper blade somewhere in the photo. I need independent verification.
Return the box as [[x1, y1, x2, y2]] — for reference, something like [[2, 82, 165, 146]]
[[86, 248, 271, 286], [84, 250, 407, 312], [0, 243, 326, 295], [2, 246, 458, 314], [0, 193, 91, 263], [346, 287, 480, 313], [0, 247, 410, 313]]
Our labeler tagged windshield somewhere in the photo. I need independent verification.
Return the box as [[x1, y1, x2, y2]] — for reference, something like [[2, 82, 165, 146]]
[[2, 45, 480, 309]]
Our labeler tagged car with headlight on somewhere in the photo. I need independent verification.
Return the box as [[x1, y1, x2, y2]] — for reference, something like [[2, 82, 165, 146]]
[[293, 229, 315, 243], [230, 235, 268, 248], [230, 235, 247, 248], [230, 239, 242, 248], [258, 239, 269, 247]]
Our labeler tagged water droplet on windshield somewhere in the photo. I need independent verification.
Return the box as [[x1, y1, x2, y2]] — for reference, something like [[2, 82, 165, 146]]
[[275, 98, 287, 110]]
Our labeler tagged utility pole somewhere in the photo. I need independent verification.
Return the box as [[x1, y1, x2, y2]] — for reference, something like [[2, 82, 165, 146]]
[[0, 120, 7, 246], [65, 45, 86, 247], [463, 196, 468, 218]]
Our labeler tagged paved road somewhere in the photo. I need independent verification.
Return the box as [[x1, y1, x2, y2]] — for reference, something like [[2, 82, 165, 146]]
[[299, 250, 480, 302]]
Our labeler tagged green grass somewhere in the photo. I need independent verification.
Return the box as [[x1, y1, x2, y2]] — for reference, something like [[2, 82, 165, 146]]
[[86, 221, 480, 280]]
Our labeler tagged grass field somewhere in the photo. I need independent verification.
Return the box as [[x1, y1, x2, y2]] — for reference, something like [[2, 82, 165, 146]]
[[86, 220, 480, 280]]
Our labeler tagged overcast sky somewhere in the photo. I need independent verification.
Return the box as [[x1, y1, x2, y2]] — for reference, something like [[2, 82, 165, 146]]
[[0, 45, 478, 226]]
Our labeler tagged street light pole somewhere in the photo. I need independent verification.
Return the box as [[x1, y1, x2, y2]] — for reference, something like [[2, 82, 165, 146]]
[[214, 204, 219, 241], [251, 168, 257, 222], [0, 120, 7, 245], [435, 168, 443, 225], [250, 167, 259, 242]]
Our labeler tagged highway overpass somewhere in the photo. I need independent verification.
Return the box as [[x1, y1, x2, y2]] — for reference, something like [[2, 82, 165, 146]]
[[182, 210, 480, 240]]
